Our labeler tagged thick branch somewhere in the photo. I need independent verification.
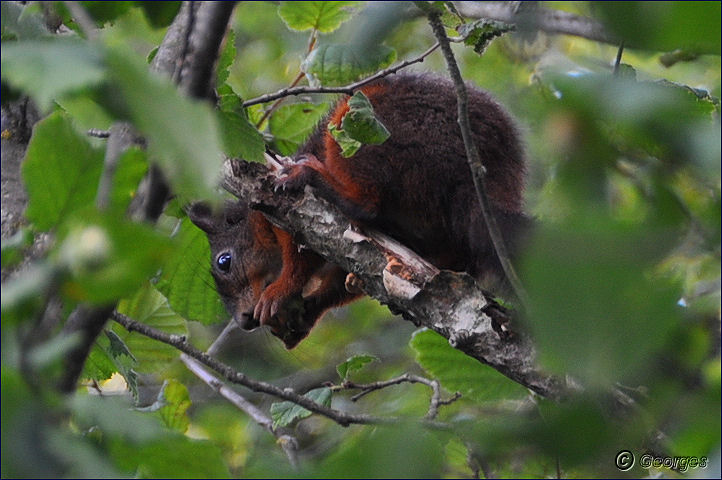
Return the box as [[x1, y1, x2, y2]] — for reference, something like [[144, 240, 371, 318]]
[[453, 1, 617, 45], [221, 160, 567, 400]]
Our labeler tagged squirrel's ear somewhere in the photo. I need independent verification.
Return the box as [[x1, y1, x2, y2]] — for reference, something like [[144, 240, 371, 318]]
[[188, 202, 217, 234]]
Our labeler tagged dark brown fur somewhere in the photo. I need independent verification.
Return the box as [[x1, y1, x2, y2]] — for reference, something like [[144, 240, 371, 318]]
[[190, 73, 529, 348]]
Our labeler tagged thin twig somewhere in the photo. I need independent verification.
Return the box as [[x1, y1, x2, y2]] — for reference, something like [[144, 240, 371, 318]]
[[180, 353, 299, 468], [453, 1, 616, 45], [112, 311, 394, 426], [242, 42, 440, 107], [426, 10, 530, 308], [613, 42, 625, 77], [339, 373, 461, 420], [63, 1, 97, 40]]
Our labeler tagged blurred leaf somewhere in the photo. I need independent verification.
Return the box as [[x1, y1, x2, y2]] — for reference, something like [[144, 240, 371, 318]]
[[317, 422, 444, 478], [70, 394, 163, 444], [0, 38, 105, 111], [110, 147, 149, 213], [270, 387, 332, 428], [56, 212, 174, 304], [410, 329, 527, 402], [114, 284, 187, 374], [22, 112, 104, 231], [594, 1, 721, 54], [105, 45, 224, 203], [0, 1, 49, 40], [269, 102, 328, 155], [302, 43, 396, 86], [156, 218, 227, 325], [522, 218, 683, 386], [278, 1, 361, 33], [134, 1, 182, 28], [108, 435, 231, 478], [337, 354, 378, 380], [341, 91, 389, 144], [56, 95, 114, 135]]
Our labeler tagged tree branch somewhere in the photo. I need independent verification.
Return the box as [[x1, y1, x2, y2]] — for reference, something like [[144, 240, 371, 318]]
[[426, 9, 530, 309], [112, 311, 397, 426], [452, 1, 617, 45], [180, 353, 299, 468], [242, 42, 440, 107], [220, 160, 567, 400]]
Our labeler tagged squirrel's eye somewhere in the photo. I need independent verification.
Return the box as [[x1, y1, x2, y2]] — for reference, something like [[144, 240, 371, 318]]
[[216, 252, 232, 273]]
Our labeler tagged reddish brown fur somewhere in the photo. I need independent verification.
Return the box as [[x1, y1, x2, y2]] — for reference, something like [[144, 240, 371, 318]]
[[191, 73, 530, 348]]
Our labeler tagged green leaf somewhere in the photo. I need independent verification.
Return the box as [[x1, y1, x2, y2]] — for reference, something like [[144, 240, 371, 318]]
[[22, 112, 104, 231], [0, 1, 50, 40], [594, 1, 721, 55], [410, 329, 527, 402], [302, 43, 396, 86], [84, 341, 120, 383], [217, 111, 265, 162], [56, 212, 174, 304], [102, 330, 139, 399], [341, 91, 390, 144], [156, 218, 227, 325], [269, 102, 328, 155], [109, 148, 149, 213], [108, 435, 231, 478], [270, 387, 332, 428], [216, 28, 236, 88], [156, 380, 192, 433], [328, 123, 361, 157], [522, 218, 683, 386], [0, 38, 105, 111], [114, 284, 188, 374], [134, 1, 182, 28], [336, 354, 379, 380], [104, 45, 224, 203], [278, 1, 361, 33]]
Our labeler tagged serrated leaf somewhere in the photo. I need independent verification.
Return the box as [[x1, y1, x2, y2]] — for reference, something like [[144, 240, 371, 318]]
[[0, 38, 105, 111], [270, 387, 332, 428], [87, 330, 139, 400], [278, 1, 361, 33], [302, 43, 396, 86], [328, 123, 361, 157], [105, 45, 224, 203], [410, 329, 527, 402], [22, 112, 104, 231], [216, 28, 236, 87], [157, 380, 191, 433], [156, 218, 227, 325], [341, 91, 389, 144], [114, 284, 187, 374], [337, 354, 379, 380], [218, 111, 265, 163], [269, 102, 328, 155]]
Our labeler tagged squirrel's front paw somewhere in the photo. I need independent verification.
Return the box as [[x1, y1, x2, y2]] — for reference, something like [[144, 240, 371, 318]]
[[273, 154, 322, 192]]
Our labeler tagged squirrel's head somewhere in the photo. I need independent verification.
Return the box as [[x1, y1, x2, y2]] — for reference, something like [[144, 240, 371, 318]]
[[189, 201, 282, 332]]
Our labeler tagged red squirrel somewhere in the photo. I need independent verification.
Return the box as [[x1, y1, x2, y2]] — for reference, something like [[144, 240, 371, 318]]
[[190, 73, 529, 348]]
